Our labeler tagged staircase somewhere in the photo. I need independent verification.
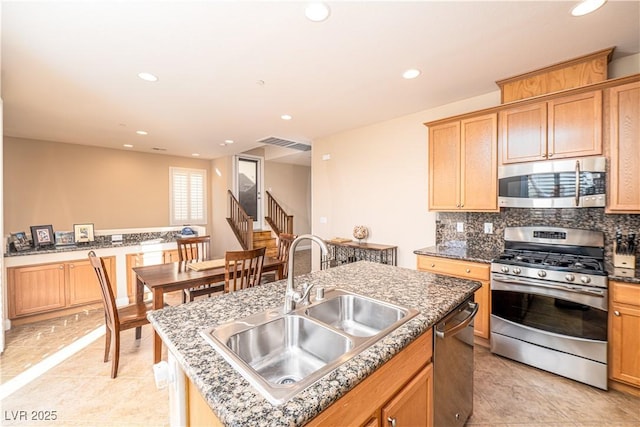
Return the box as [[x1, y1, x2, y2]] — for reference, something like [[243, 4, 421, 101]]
[[227, 190, 291, 257]]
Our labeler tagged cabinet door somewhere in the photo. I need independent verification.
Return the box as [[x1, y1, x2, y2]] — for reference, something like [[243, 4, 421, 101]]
[[473, 281, 491, 340], [8, 263, 66, 318], [68, 257, 114, 306], [607, 81, 640, 213], [460, 113, 498, 211], [548, 90, 602, 159], [609, 281, 640, 387], [164, 249, 180, 263], [381, 364, 433, 427], [499, 102, 547, 164], [429, 121, 461, 210]]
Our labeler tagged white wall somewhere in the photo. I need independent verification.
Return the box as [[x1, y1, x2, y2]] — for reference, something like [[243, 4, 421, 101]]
[[312, 91, 501, 269], [264, 161, 311, 237]]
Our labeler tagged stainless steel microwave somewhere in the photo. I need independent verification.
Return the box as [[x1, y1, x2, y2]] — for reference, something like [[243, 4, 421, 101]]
[[498, 157, 606, 208]]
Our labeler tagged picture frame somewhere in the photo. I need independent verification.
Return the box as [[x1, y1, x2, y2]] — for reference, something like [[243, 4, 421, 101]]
[[74, 223, 95, 243], [10, 231, 31, 252], [30, 225, 55, 248], [55, 231, 75, 246]]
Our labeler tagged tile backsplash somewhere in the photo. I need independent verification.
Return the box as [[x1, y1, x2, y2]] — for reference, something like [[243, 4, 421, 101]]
[[436, 208, 640, 267]]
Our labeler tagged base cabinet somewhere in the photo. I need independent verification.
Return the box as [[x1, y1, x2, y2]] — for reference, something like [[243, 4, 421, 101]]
[[8, 257, 115, 320], [126, 249, 178, 302], [417, 255, 490, 343], [609, 281, 640, 390], [183, 330, 433, 427]]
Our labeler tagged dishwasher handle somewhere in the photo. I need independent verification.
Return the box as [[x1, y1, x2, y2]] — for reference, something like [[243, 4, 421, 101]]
[[435, 301, 478, 339]]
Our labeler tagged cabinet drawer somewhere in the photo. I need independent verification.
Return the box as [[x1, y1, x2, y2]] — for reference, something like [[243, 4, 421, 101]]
[[611, 281, 640, 307], [417, 255, 489, 281]]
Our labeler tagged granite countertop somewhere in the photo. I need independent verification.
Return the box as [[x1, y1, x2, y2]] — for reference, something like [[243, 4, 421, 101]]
[[413, 241, 501, 264], [414, 241, 640, 285], [147, 261, 481, 427], [4, 233, 180, 257]]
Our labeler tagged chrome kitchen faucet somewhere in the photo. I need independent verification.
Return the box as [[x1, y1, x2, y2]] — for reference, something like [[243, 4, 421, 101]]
[[284, 234, 329, 313]]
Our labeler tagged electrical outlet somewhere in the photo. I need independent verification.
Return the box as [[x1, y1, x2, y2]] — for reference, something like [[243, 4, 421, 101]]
[[484, 223, 493, 234], [456, 222, 464, 232]]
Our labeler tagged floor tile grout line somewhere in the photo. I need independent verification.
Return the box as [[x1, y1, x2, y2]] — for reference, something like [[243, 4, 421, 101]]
[[0, 325, 105, 400]]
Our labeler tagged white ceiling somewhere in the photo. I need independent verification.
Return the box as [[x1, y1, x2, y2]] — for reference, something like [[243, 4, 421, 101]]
[[2, 1, 639, 166]]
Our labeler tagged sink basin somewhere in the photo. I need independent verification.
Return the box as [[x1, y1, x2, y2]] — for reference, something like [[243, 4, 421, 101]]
[[201, 289, 418, 405], [305, 294, 408, 337], [225, 315, 353, 385]]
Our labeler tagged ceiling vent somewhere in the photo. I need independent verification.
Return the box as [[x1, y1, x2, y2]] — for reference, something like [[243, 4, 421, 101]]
[[258, 136, 311, 152]]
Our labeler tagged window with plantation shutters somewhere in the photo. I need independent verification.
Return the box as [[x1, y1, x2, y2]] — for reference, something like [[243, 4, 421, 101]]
[[170, 167, 207, 225]]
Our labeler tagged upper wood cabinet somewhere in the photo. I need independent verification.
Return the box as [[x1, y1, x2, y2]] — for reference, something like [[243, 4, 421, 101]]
[[606, 80, 640, 213], [499, 90, 602, 164], [428, 113, 498, 212]]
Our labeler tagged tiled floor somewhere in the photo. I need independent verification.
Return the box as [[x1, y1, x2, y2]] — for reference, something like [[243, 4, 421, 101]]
[[2, 249, 639, 426]]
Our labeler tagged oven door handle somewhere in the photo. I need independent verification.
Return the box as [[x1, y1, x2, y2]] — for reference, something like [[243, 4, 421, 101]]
[[575, 160, 581, 207], [492, 274, 606, 297]]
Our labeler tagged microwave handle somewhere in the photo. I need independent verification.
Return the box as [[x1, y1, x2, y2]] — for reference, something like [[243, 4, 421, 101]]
[[575, 160, 580, 207]]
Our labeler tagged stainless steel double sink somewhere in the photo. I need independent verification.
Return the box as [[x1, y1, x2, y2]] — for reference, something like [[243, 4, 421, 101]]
[[200, 288, 419, 405]]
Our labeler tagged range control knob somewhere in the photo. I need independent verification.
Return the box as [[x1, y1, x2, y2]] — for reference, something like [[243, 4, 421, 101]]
[[513, 267, 522, 275], [565, 274, 575, 282], [538, 270, 547, 278], [501, 266, 509, 273], [581, 276, 591, 284]]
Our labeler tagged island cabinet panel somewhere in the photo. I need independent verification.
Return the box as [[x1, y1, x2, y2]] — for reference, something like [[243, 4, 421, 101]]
[[381, 364, 432, 427], [308, 330, 433, 427], [416, 256, 490, 343], [428, 113, 498, 212], [609, 281, 640, 391], [8, 256, 115, 320], [606, 80, 640, 213], [499, 90, 602, 165]]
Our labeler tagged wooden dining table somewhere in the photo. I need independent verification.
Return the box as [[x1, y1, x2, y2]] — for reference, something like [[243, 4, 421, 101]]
[[133, 257, 285, 363]]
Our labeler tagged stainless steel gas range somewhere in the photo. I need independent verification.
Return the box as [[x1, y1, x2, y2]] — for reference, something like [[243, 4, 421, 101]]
[[490, 226, 608, 390]]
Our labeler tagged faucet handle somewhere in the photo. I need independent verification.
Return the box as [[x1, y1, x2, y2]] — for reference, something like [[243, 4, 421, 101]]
[[294, 283, 315, 306]]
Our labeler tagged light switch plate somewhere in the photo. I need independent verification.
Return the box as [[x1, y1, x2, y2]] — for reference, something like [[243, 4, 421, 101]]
[[456, 222, 464, 232]]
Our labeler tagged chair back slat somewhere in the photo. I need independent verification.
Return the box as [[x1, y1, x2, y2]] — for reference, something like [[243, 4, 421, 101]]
[[225, 247, 266, 293], [88, 251, 119, 328], [177, 236, 211, 262], [277, 233, 297, 279]]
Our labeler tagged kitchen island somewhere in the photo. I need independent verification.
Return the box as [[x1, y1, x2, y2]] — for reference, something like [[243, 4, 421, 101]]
[[147, 261, 481, 426]]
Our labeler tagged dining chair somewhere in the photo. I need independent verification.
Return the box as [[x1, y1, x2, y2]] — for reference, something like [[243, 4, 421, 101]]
[[262, 233, 296, 283], [178, 236, 223, 302], [88, 251, 152, 379], [225, 247, 266, 293]]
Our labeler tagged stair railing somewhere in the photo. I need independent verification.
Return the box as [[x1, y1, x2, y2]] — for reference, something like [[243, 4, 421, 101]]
[[227, 190, 253, 250], [265, 191, 293, 237]]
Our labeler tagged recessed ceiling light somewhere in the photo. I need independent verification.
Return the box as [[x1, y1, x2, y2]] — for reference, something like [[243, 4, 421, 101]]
[[192, 153, 200, 157], [305, 2, 331, 22], [136, 130, 148, 135], [402, 69, 421, 79], [571, 0, 606, 16], [123, 144, 133, 148], [138, 72, 158, 82], [225, 139, 234, 144], [220, 143, 227, 146], [281, 114, 292, 120]]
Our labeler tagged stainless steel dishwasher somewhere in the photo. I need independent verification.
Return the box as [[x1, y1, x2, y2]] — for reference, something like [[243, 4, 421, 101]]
[[434, 296, 478, 427]]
